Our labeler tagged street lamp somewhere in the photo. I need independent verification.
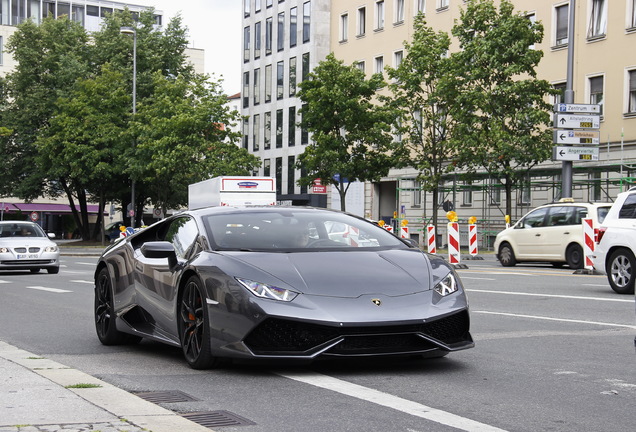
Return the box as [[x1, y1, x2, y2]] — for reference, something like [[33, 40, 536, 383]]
[[120, 26, 137, 227]]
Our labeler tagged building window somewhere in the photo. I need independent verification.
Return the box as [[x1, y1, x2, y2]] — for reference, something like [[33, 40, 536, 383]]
[[489, 179, 501, 205], [267, 0, 273, 7], [413, 180, 422, 207], [415, 0, 425, 14], [340, 13, 348, 42], [375, 1, 385, 30], [589, 75, 604, 111], [394, 50, 403, 68], [276, 109, 283, 148], [374, 56, 384, 74], [587, 0, 606, 38], [555, 4, 569, 46], [356, 61, 365, 73], [463, 182, 473, 206], [527, 13, 536, 49], [395, 0, 405, 24], [289, 107, 296, 147], [303, 1, 311, 43], [277, 12, 285, 51], [265, 17, 273, 55], [277, 61, 284, 100], [289, 57, 297, 96], [357, 7, 366, 36], [631, 0, 636, 29], [301, 103, 309, 144], [243, 26, 251, 62], [553, 82, 566, 104], [255, 0, 262, 13], [591, 172, 601, 201], [263, 159, 271, 177], [244, 0, 251, 17], [628, 70, 636, 113], [253, 114, 260, 151], [265, 64, 272, 103], [243, 72, 250, 108], [438, 0, 449, 10], [287, 156, 296, 194], [302, 52, 310, 81], [290, 7, 298, 47], [0, 36, 3, 65], [264, 112, 272, 150], [275, 157, 283, 194], [242, 117, 249, 149], [520, 181, 531, 205], [255, 21, 262, 58], [253, 68, 261, 105]]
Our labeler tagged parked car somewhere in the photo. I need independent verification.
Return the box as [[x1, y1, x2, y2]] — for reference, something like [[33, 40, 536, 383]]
[[494, 200, 611, 268], [94, 206, 474, 369], [0, 221, 60, 274], [593, 188, 636, 294], [104, 221, 125, 241]]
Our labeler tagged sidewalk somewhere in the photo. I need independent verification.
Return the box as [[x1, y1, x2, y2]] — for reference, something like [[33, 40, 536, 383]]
[[0, 342, 211, 432]]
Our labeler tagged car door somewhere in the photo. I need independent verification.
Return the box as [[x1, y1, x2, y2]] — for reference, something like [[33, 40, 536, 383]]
[[134, 216, 200, 339], [511, 207, 549, 259], [541, 206, 580, 259]]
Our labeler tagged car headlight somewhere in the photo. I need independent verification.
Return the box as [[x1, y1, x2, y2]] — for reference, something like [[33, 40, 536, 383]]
[[0, 247, 7, 253], [434, 273, 459, 296], [236, 278, 299, 302], [45, 245, 58, 253]]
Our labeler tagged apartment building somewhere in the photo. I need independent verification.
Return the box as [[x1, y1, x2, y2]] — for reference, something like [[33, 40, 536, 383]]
[[330, 0, 636, 243], [241, 0, 331, 206]]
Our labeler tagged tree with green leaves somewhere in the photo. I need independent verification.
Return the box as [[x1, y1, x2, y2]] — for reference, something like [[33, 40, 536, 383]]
[[387, 14, 460, 228], [297, 53, 405, 212], [131, 72, 260, 215], [451, 0, 554, 216]]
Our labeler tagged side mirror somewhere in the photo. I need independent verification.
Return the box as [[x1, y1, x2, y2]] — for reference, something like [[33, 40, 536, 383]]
[[47, 233, 56, 239], [403, 238, 419, 248], [141, 241, 177, 267]]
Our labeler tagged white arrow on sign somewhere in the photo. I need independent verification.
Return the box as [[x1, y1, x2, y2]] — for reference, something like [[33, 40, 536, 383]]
[[553, 129, 600, 145], [552, 146, 599, 161], [553, 113, 600, 129]]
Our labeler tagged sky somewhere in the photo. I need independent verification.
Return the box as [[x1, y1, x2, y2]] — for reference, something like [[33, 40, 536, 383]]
[[135, 0, 242, 94]]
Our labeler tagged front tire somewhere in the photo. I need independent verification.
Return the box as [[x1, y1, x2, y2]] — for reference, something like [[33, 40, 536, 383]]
[[94, 267, 141, 345], [498, 243, 516, 267], [607, 248, 636, 294], [47, 267, 59, 274], [178, 276, 219, 369], [566, 244, 584, 269]]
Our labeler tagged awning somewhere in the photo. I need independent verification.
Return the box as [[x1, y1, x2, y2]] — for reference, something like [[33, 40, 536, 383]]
[[3, 203, 106, 214]]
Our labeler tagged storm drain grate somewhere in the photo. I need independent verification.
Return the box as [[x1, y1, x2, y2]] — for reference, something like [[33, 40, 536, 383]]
[[133, 390, 200, 404], [182, 410, 256, 428]]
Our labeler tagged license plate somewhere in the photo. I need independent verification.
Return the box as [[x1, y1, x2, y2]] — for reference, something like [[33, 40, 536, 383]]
[[17, 254, 39, 259]]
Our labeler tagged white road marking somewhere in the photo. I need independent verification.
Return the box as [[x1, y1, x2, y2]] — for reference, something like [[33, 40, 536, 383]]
[[26, 286, 72, 293], [278, 372, 507, 432], [473, 311, 636, 330], [460, 270, 536, 276], [77, 262, 97, 266], [70, 280, 93, 284], [0, 280, 10, 284], [467, 289, 633, 303], [460, 276, 496, 281], [582, 283, 611, 288]]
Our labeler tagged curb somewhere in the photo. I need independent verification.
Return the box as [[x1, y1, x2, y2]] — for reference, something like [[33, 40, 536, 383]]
[[0, 341, 212, 432]]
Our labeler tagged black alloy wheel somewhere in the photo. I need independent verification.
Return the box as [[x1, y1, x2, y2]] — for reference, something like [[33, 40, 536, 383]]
[[565, 244, 584, 269], [607, 248, 636, 294], [498, 243, 517, 267], [178, 276, 218, 369], [94, 268, 141, 345]]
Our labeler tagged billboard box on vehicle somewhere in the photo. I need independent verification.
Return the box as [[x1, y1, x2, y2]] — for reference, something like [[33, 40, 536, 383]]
[[188, 176, 277, 209]]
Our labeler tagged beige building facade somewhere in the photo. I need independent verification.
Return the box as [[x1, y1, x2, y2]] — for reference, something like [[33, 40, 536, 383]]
[[330, 0, 636, 246]]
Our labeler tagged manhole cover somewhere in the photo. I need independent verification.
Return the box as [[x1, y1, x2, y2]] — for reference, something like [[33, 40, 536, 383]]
[[134, 390, 199, 404], [182, 410, 256, 428]]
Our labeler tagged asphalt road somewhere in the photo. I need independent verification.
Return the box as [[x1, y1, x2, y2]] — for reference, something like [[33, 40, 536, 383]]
[[0, 255, 634, 432]]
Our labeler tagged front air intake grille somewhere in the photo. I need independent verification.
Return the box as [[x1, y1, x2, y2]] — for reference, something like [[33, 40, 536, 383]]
[[244, 310, 470, 355]]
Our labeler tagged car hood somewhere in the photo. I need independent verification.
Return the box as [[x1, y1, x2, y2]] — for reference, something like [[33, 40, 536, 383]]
[[220, 249, 434, 298], [0, 237, 55, 246]]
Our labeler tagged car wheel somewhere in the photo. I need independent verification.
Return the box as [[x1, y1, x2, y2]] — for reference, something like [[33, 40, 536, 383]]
[[47, 267, 59, 274], [565, 244, 584, 269], [30, 268, 40, 273], [607, 248, 636, 294], [178, 275, 219, 369], [498, 243, 516, 267], [94, 268, 141, 345]]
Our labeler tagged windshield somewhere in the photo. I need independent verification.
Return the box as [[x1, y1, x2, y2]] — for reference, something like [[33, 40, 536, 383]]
[[0, 223, 46, 238], [202, 209, 407, 251]]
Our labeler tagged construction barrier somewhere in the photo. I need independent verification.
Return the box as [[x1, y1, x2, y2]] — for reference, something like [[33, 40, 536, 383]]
[[427, 225, 436, 254], [400, 226, 410, 239], [447, 222, 460, 264], [468, 224, 478, 256], [582, 218, 595, 269]]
